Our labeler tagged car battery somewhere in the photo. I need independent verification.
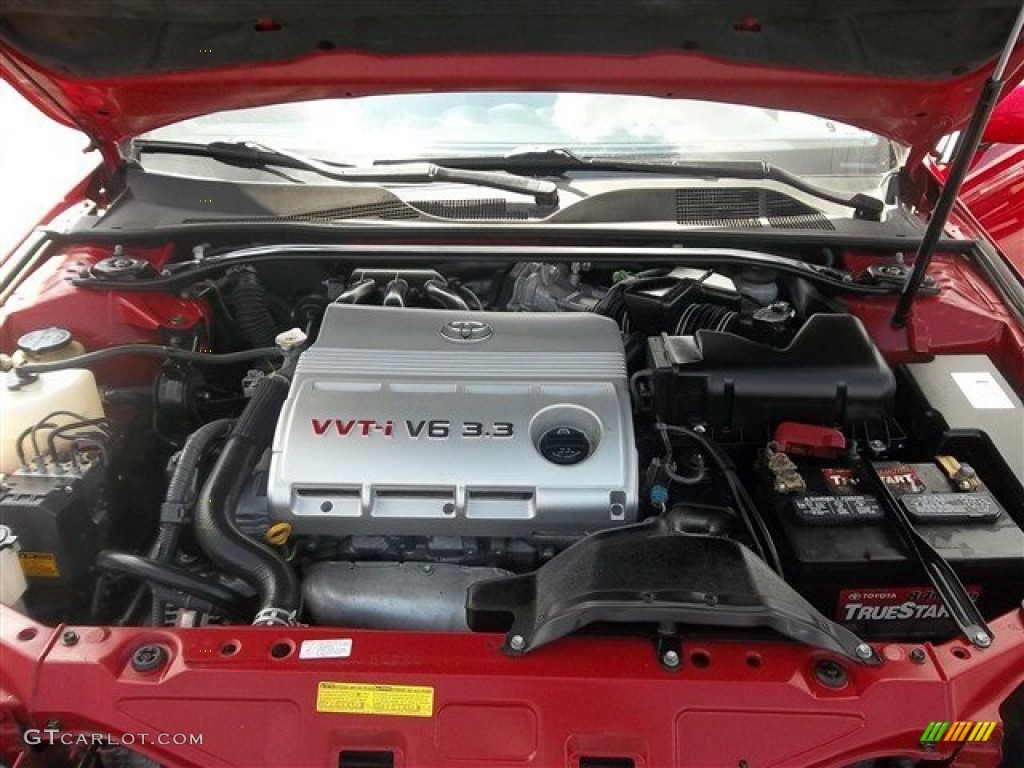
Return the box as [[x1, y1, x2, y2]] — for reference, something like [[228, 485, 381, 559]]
[[762, 452, 1024, 639]]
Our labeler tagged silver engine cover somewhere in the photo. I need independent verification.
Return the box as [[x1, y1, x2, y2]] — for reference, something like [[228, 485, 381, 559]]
[[267, 303, 637, 537]]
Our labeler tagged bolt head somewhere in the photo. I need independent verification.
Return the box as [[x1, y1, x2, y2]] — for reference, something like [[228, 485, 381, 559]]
[[131, 644, 167, 673], [855, 643, 874, 660], [508, 635, 526, 651], [814, 659, 848, 688], [662, 650, 680, 668], [909, 648, 926, 664], [60, 630, 78, 647], [973, 631, 992, 648]]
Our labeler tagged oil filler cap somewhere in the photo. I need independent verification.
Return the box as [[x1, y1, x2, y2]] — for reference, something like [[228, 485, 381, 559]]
[[538, 426, 592, 465]]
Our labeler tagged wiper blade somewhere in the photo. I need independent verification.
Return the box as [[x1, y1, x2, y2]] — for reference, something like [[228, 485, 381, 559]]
[[131, 140, 560, 207], [377, 147, 884, 220], [467, 517, 879, 664]]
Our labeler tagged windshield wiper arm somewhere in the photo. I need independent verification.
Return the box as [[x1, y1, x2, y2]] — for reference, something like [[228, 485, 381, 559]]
[[377, 147, 884, 220], [131, 140, 560, 207]]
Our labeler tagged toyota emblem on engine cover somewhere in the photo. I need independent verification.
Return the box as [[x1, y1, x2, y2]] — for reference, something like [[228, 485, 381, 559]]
[[440, 319, 493, 343]]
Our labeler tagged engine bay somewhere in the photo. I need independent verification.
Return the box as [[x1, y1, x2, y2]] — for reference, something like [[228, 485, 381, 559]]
[[2, 243, 1023, 656]]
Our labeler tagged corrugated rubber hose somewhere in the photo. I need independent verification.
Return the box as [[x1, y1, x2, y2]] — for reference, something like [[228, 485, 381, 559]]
[[194, 371, 301, 625]]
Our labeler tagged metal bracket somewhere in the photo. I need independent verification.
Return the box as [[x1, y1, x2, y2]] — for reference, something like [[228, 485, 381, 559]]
[[655, 628, 682, 671]]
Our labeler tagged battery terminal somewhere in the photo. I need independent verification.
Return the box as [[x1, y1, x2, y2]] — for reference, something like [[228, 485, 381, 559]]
[[936, 455, 982, 492], [764, 444, 807, 494]]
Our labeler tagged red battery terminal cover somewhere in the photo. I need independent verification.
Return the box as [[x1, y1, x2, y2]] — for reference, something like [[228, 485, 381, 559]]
[[773, 422, 847, 459]]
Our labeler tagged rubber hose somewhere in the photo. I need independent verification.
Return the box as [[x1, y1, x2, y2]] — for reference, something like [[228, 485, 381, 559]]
[[161, 418, 235, 539], [226, 269, 278, 347], [147, 418, 235, 625], [194, 372, 300, 625], [14, 344, 282, 377], [97, 552, 249, 617]]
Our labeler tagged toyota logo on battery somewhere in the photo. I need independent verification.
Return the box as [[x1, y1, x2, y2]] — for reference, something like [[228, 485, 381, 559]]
[[440, 319, 493, 343]]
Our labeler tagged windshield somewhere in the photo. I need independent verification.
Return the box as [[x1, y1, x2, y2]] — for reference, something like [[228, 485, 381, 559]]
[[140, 92, 901, 189]]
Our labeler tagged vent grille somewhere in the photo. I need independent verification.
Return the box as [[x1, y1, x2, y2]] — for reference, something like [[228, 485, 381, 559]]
[[676, 188, 763, 221], [183, 200, 417, 224], [183, 198, 523, 224], [412, 199, 526, 220], [767, 213, 835, 230], [675, 188, 833, 229], [290, 201, 420, 221], [681, 217, 764, 229]]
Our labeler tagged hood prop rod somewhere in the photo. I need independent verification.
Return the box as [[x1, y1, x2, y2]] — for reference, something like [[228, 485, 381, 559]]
[[892, 2, 1024, 328]]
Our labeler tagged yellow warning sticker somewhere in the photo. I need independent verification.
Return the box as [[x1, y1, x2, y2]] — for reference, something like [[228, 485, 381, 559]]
[[18, 552, 60, 578], [316, 682, 434, 717]]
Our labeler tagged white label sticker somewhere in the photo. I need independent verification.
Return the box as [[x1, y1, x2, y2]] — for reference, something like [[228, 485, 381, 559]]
[[299, 638, 353, 660], [951, 372, 1015, 410]]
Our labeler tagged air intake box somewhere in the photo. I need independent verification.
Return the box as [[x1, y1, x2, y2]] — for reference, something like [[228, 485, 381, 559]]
[[647, 314, 895, 434]]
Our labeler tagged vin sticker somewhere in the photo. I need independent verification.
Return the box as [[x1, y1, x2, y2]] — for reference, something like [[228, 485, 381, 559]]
[[951, 372, 1015, 410], [316, 682, 433, 717], [299, 639, 353, 660]]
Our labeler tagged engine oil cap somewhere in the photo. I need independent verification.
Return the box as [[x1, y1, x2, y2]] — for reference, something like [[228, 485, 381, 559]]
[[17, 327, 72, 355], [539, 426, 592, 465]]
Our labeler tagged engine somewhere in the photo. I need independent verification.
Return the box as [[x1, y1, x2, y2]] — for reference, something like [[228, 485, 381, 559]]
[[2, 255, 1023, 649], [267, 303, 638, 537]]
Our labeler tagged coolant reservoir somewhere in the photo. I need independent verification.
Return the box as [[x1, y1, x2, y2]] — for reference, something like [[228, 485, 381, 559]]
[[0, 368, 105, 473], [0, 526, 27, 607]]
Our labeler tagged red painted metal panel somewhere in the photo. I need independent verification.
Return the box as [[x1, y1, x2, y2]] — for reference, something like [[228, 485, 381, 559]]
[[843, 252, 1024, 392], [0, 605, 1021, 767], [0, 244, 209, 385]]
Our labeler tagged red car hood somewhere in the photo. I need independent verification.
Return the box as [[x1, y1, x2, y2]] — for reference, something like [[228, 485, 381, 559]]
[[1, 1, 1023, 168]]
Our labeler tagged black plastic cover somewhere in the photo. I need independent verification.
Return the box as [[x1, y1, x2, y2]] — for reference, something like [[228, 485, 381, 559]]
[[0, 469, 101, 586], [647, 314, 895, 433], [466, 518, 876, 662]]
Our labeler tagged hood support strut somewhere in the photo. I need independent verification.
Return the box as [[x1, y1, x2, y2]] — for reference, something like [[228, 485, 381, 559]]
[[892, 2, 1024, 328]]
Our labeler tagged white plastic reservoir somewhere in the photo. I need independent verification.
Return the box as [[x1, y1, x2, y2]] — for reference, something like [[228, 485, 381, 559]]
[[0, 369, 105, 473], [0, 526, 27, 607]]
